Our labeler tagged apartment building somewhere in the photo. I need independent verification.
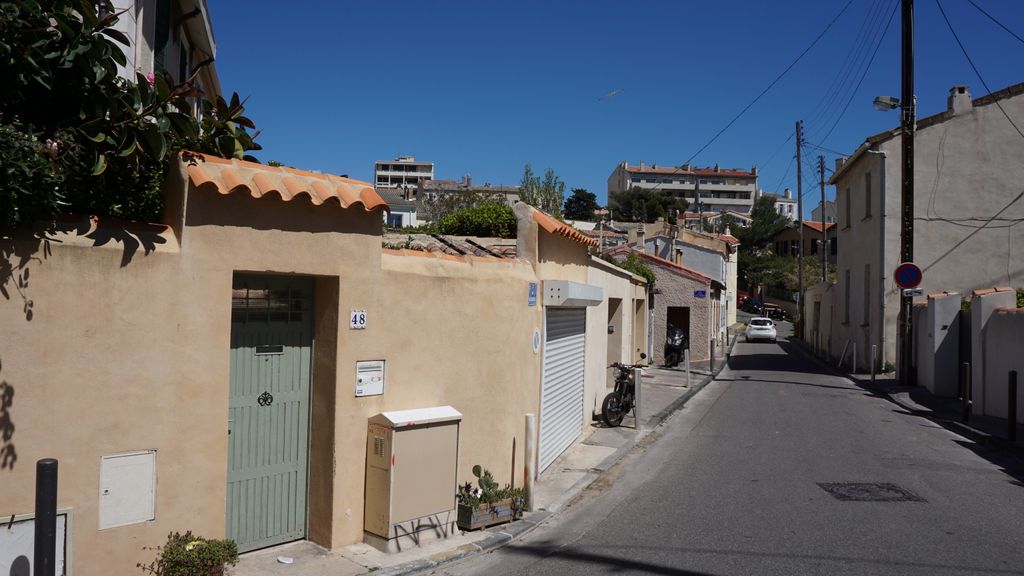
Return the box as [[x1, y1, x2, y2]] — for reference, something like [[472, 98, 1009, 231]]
[[374, 155, 434, 189], [764, 189, 798, 220], [607, 161, 758, 214]]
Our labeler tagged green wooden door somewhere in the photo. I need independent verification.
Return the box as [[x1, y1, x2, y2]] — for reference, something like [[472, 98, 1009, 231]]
[[227, 275, 313, 552]]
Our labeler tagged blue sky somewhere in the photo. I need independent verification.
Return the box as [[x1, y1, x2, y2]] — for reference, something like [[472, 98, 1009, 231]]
[[208, 1, 1024, 216]]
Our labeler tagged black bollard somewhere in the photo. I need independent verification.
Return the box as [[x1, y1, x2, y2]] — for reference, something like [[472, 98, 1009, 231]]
[[710, 339, 715, 372], [1009, 371, 1018, 443], [34, 458, 58, 576], [960, 362, 971, 423]]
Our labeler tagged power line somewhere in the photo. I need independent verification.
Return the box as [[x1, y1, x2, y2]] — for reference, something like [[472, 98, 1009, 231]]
[[804, 0, 891, 135], [814, 0, 899, 147], [681, 0, 856, 166], [967, 0, 1024, 49], [936, 0, 1024, 141]]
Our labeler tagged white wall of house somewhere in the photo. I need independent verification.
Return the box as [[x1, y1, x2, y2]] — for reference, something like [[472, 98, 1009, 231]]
[[829, 84, 1024, 374]]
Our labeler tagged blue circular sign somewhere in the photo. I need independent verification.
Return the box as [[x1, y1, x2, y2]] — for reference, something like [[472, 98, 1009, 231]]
[[894, 262, 922, 289]]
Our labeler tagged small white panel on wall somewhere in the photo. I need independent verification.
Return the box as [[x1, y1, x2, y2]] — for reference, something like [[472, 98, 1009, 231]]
[[356, 360, 386, 397], [99, 450, 156, 530]]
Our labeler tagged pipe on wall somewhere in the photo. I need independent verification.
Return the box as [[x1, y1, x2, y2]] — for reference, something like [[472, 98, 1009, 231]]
[[867, 149, 888, 370]]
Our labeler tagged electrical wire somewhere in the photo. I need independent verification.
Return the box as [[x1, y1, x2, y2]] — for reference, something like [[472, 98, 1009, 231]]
[[680, 0, 856, 167], [803, 0, 891, 135], [814, 0, 899, 148], [936, 0, 1024, 141], [966, 0, 1024, 49]]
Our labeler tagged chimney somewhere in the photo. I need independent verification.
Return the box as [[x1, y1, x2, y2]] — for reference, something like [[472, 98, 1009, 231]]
[[639, 161, 645, 170], [674, 247, 684, 266], [948, 85, 972, 116], [724, 225, 731, 237], [652, 162, 657, 169], [751, 166, 758, 176], [653, 238, 661, 257], [636, 225, 646, 250], [835, 157, 847, 173], [784, 187, 792, 200], [714, 163, 720, 172]]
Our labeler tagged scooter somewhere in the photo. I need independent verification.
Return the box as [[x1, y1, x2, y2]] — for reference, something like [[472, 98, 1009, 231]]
[[664, 326, 688, 367]]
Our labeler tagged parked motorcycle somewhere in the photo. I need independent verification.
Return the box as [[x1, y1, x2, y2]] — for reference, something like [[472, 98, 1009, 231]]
[[663, 326, 689, 367], [601, 354, 646, 427]]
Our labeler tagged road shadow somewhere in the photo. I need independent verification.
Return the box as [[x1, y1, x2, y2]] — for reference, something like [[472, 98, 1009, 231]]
[[782, 335, 1024, 486], [503, 543, 716, 575]]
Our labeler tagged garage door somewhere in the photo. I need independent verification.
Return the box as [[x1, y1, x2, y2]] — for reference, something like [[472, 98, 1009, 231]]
[[539, 307, 587, 472]]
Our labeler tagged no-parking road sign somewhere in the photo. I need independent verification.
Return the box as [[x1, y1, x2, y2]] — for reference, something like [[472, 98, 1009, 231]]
[[894, 262, 923, 289]]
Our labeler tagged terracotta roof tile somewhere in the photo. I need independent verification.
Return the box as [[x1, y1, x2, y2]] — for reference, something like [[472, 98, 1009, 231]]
[[531, 209, 599, 247], [183, 152, 388, 212], [802, 221, 835, 233], [606, 246, 712, 283]]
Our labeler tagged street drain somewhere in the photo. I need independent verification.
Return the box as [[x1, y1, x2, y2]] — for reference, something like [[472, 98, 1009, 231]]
[[817, 482, 926, 502]]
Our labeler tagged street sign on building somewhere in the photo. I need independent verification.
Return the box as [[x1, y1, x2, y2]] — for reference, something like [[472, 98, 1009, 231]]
[[894, 262, 923, 289]]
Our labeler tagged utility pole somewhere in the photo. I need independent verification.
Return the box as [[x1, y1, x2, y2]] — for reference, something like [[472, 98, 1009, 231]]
[[818, 155, 827, 282], [899, 0, 916, 386], [795, 121, 805, 338]]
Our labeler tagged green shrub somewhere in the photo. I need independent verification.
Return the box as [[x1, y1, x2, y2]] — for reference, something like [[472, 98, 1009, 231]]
[[138, 531, 238, 576], [614, 252, 655, 284], [0, 0, 260, 231], [439, 202, 516, 238]]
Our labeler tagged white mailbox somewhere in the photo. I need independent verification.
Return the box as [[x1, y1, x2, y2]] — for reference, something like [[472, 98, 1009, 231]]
[[355, 360, 385, 397]]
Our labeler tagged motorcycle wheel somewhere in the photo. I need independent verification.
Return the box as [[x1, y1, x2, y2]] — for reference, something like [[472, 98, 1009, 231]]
[[601, 392, 626, 427], [665, 352, 678, 367]]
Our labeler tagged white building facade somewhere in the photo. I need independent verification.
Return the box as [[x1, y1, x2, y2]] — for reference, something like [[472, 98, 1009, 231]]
[[607, 161, 758, 214], [375, 156, 434, 190]]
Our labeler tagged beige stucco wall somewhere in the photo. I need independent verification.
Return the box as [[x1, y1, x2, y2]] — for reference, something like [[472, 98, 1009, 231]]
[[0, 160, 546, 574], [585, 258, 646, 422]]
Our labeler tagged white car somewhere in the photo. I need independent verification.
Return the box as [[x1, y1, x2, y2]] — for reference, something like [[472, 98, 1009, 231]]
[[745, 317, 777, 343]]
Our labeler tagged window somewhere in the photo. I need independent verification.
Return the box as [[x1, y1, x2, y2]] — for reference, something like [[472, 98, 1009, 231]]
[[844, 269, 851, 324], [844, 187, 851, 228], [863, 264, 871, 325], [631, 175, 640, 182], [864, 172, 872, 218]]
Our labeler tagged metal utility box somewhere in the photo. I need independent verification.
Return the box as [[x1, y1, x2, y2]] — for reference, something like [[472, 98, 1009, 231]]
[[364, 406, 462, 546]]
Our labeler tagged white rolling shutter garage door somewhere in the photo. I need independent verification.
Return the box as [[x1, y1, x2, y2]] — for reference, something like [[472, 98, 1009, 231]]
[[539, 307, 587, 472]]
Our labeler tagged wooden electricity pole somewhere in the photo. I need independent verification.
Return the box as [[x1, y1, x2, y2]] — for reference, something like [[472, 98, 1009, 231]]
[[795, 121, 805, 337], [819, 155, 827, 282]]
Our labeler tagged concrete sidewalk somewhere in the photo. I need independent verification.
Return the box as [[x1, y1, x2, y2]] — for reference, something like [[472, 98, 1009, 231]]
[[228, 360, 724, 576]]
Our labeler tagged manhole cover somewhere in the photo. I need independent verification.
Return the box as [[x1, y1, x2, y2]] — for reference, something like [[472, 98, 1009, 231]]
[[817, 482, 926, 502]]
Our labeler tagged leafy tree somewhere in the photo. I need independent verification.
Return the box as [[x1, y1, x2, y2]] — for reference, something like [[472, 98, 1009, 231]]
[[438, 202, 517, 238], [519, 164, 564, 214], [617, 253, 656, 287], [609, 187, 688, 224], [0, 0, 261, 231], [733, 195, 790, 252], [563, 188, 599, 221], [422, 189, 505, 224]]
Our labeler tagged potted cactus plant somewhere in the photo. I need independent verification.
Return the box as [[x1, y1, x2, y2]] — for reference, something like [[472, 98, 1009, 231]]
[[456, 465, 527, 530]]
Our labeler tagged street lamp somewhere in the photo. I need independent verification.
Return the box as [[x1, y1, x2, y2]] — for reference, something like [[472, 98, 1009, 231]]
[[873, 95, 900, 111]]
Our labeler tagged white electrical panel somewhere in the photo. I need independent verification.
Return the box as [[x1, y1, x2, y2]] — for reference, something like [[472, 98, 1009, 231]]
[[99, 450, 156, 530], [355, 360, 385, 397]]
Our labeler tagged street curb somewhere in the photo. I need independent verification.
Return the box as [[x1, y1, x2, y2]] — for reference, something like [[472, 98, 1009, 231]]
[[786, 338, 1024, 460], [380, 347, 735, 576]]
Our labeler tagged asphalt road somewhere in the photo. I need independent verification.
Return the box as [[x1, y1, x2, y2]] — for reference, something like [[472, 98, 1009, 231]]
[[437, 321, 1024, 576]]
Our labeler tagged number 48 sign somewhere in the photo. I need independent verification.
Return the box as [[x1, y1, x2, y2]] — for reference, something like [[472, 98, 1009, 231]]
[[350, 309, 367, 329]]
